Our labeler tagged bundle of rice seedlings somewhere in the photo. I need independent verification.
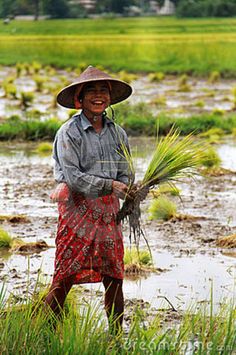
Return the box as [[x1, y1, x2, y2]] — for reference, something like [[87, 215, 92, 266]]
[[124, 247, 153, 275], [117, 127, 204, 243], [0, 228, 13, 248], [148, 196, 177, 221], [36, 142, 53, 154], [216, 234, 236, 248], [200, 147, 221, 168]]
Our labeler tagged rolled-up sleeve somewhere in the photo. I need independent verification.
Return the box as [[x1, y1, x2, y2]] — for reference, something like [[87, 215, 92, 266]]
[[54, 130, 113, 198]]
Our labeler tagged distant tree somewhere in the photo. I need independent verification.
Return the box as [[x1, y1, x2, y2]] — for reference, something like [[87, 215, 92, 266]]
[[33, 0, 40, 20], [0, 0, 17, 18], [96, 0, 134, 14], [176, 0, 236, 17], [43, 0, 70, 18]]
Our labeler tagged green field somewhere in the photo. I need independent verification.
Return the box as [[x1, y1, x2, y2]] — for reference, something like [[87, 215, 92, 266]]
[[0, 17, 236, 74]]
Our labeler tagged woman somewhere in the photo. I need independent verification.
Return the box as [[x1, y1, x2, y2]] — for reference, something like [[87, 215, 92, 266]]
[[45, 65, 133, 333]]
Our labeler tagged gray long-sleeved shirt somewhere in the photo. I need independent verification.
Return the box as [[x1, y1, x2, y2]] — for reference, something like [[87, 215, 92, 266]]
[[53, 112, 132, 198]]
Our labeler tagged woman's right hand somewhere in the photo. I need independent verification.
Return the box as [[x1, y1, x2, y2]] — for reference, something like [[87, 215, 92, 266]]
[[112, 181, 128, 200]]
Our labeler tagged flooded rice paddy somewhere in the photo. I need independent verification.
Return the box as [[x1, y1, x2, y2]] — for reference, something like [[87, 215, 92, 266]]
[[0, 138, 235, 312], [0, 66, 235, 121]]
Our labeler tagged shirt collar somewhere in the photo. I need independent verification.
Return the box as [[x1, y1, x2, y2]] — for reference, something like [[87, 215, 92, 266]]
[[80, 112, 92, 131], [79, 111, 114, 131]]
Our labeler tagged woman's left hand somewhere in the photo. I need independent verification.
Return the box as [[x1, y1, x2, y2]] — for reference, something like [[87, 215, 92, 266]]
[[112, 181, 128, 200]]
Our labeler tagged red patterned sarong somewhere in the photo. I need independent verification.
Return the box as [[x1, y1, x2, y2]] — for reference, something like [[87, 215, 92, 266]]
[[52, 190, 124, 284]]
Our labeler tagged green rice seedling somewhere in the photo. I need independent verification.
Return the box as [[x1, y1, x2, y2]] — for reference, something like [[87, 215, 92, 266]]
[[2, 82, 17, 99], [148, 195, 177, 221], [148, 72, 165, 82], [31, 61, 42, 74], [0, 227, 13, 248], [44, 65, 56, 76], [178, 74, 191, 92], [151, 96, 167, 106], [208, 71, 220, 83], [151, 183, 181, 197], [200, 146, 221, 168], [15, 62, 24, 77], [23, 62, 31, 75], [195, 100, 205, 108], [68, 109, 78, 119], [232, 127, 236, 137], [36, 142, 53, 154], [202, 89, 215, 98], [199, 127, 225, 139], [124, 247, 153, 275], [117, 70, 138, 84], [26, 109, 43, 120], [20, 91, 34, 109], [77, 62, 89, 72], [59, 75, 70, 86], [211, 108, 225, 116], [231, 87, 236, 110], [124, 247, 152, 267], [33, 75, 46, 92]]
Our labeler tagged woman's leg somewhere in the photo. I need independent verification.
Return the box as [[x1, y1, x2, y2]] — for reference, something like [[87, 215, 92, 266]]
[[44, 275, 75, 317], [102, 275, 124, 333]]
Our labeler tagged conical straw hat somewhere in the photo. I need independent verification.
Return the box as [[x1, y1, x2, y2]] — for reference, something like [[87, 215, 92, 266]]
[[57, 65, 133, 109]]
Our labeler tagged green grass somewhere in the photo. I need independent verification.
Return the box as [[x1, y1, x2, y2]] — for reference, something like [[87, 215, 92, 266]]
[[0, 284, 235, 354], [1, 104, 236, 140], [124, 247, 152, 267], [0, 18, 236, 74], [36, 142, 53, 154], [200, 147, 222, 168], [0, 227, 13, 248], [148, 196, 177, 221], [0, 117, 61, 141]]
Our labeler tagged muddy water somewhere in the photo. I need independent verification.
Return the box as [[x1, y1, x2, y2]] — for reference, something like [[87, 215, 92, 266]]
[[0, 139, 235, 311]]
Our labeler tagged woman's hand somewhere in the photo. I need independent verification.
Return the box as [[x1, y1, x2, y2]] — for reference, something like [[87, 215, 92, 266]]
[[112, 181, 128, 200]]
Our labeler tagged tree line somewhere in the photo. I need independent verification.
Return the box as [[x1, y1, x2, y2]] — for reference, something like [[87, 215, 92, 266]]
[[0, 0, 235, 19]]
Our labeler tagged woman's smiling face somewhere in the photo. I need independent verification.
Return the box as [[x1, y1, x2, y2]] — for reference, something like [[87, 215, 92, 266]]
[[78, 81, 111, 116]]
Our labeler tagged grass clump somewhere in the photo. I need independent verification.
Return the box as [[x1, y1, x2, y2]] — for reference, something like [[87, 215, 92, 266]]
[[216, 234, 236, 248], [148, 196, 177, 221], [0, 118, 61, 141], [0, 282, 235, 354], [124, 247, 153, 275], [36, 142, 53, 154], [195, 100, 205, 108], [148, 72, 165, 82], [151, 184, 181, 197], [20, 91, 35, 109], [2, 81, 17, 99], [151, 96, 167, 107], [178, 74, 191, 92], [0, 227, 13, 248], [200, 147, 221, 168], [208, 70, 220, 83], [117, 70, 137, 83], [199, 127, 225, 138], [33, 75, 46, 92]]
